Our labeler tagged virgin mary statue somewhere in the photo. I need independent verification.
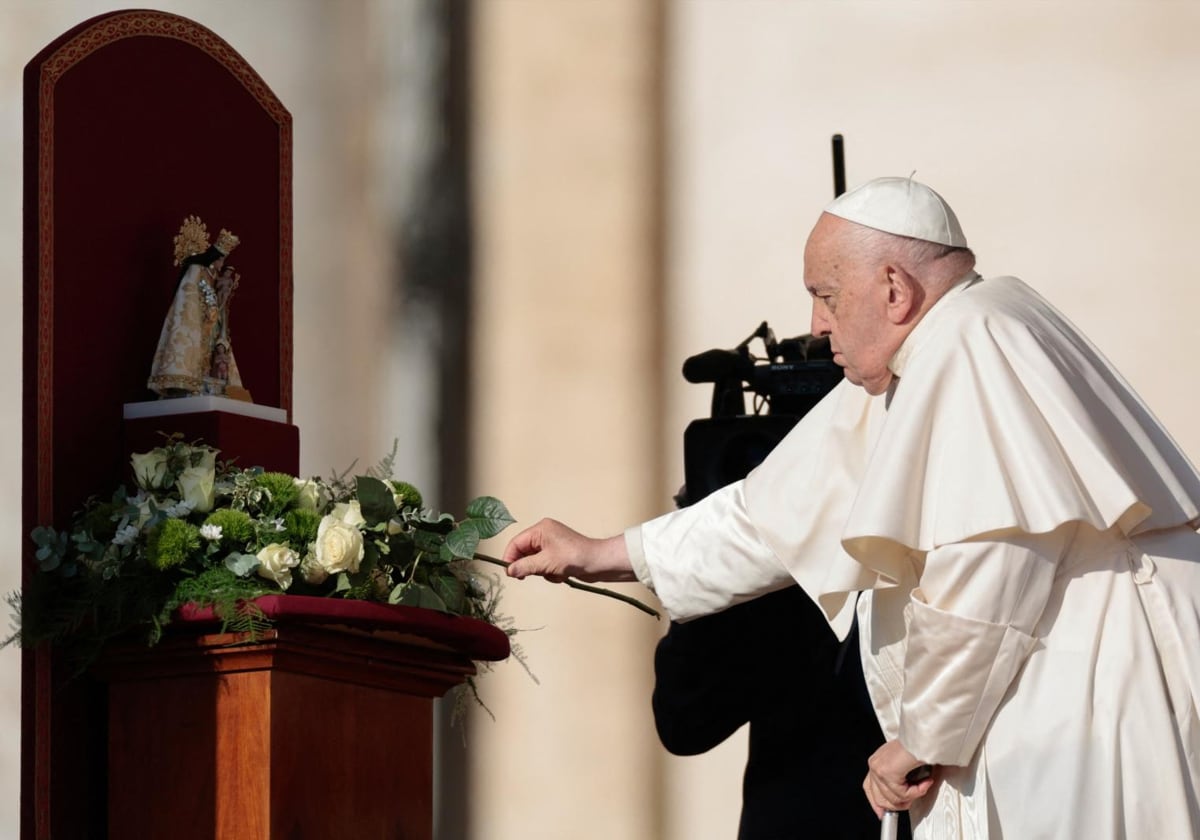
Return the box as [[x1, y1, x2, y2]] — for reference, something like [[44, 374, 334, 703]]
[[147, 215, 250, 400]]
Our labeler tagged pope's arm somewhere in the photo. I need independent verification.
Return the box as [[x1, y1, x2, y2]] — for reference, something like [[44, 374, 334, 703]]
[[504, 480, 793, 621], [896, 524, 1073, 767]]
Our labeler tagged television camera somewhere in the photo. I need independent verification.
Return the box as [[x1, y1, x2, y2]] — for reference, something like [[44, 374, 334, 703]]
[[679, 321, 842, 506]]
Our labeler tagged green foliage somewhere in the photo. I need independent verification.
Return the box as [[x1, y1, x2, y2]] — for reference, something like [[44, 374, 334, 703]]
[[253, 472, 300, 518], [204, 508, 256, 548], [464, 496, 516, 539], [146, 519, 201, 570], [157, 566, 272, 643], [390, 480, 423, 510], [282, 508, 321, 549], [355, 476, 397, 526]]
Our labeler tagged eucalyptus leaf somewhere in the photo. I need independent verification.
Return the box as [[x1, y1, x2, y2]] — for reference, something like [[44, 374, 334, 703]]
[[31, 526, 58, 547], [223, 553, 260, 578], [464, 496, 516, 539]]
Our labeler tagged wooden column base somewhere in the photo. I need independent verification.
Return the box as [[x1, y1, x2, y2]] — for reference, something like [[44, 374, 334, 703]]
[[99, 614, 494, 840]]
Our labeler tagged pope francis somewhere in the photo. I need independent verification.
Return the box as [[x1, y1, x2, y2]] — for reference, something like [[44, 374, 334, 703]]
[[503, 176, 1200, 839]]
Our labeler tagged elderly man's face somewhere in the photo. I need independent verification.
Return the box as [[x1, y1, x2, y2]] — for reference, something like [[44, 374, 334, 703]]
[[803, 214, 899, 395]]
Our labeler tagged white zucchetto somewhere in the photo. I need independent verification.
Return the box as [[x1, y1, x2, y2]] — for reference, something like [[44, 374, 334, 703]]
[[824, 176, 968, 248]]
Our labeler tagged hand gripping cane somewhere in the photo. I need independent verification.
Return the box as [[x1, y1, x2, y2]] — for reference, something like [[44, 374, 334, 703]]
[[880, 765, 932, 840]]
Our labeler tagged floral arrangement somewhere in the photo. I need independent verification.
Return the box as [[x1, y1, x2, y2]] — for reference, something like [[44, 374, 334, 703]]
[[9, 437, 532, 673], [8, 437, 658, 700]]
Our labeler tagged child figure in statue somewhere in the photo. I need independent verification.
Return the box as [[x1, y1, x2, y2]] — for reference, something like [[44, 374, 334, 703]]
[[147, 216, 251, 401]]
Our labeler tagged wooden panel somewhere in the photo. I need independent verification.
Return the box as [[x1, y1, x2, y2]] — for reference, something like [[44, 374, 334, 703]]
[[102, 620, 475, 839], [269, 673, 432, 840]]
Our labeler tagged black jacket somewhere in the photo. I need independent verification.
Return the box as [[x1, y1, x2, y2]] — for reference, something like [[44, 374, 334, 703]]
[[652, 586, 911, 840]]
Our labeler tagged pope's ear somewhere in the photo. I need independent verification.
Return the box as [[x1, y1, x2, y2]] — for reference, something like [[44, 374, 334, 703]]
[[884, 265, 919, 324]]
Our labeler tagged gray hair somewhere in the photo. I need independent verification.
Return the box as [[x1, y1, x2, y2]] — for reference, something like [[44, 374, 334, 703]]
[[845, 224, 976, 286]]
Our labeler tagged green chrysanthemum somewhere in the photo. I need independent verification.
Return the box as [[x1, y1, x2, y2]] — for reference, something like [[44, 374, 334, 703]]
[[146, 519, 202, 570], [282, 508, 321, 549], [390, 481, 423, 510], [253, 472, 300, 517], [203, 508, 256, 547]]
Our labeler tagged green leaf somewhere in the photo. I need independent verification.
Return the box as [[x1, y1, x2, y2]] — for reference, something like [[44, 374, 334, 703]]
[[430, 573, 466, 614], [389, 582, 449, 612], [464, 496, 516, 539], [334, 572, 352, 593], [411, 528, 445, 554], [223, 553, 260, 578], [444, 521, 480, 560], [31, 526, 59, 548], [355, 476, 396, 526]]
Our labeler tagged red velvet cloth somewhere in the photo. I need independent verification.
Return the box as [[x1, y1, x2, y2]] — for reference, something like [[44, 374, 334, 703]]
[[178, 594, 512, 662]]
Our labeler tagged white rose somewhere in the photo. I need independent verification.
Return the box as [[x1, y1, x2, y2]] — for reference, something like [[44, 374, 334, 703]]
[[293, 478, 328, 512], [256, 543, 300, 590], [330, 500, 366, 528], [314, 514, 365, 575], [165, 448, 217, 513], [131, 450, 171, 490], [299, 550, 328, 585], [176, 466, 215, 513]]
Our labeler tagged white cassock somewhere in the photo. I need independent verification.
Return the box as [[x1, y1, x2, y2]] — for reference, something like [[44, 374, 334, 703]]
[[628, 274, 1200, 839]]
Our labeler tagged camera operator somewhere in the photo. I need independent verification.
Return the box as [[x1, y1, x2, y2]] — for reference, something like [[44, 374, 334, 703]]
[[651, 329, 908, 839]]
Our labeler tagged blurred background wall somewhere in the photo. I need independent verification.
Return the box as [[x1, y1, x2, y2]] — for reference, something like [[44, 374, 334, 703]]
[[3, 1, 1200, 838]]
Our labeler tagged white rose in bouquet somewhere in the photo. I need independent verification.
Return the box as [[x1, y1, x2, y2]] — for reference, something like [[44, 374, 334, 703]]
[[314, 514, 365, 575], [293, 478, 328, 512], [176, 450, 217, 513], [130, 450, 171, 491], [330, 500, 366, 528], [256, 543, 300, 590]]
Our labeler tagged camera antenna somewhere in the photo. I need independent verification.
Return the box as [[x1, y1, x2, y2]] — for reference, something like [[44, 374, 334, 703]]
[[832, 134, 846, 197]]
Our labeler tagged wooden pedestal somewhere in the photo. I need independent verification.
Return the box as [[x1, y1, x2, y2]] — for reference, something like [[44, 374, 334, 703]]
[[97, 599, 508, 839]]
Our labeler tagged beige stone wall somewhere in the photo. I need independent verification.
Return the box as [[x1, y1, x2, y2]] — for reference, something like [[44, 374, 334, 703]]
[[466, 1, 667, 838]]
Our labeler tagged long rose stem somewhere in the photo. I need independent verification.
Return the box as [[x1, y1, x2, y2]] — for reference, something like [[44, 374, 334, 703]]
[[473, 554, 660, 620]]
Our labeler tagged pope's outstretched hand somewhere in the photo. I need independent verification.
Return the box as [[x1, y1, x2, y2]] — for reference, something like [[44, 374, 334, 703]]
[[503, 518, 636, 583]]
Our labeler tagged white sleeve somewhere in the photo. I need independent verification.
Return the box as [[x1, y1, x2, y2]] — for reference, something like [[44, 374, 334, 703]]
[[898, 524, 1073, 766], [624, 480, 792, 623]]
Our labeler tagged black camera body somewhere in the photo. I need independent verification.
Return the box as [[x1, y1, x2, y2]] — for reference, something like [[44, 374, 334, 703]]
[[679, 322, 842, 506]]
